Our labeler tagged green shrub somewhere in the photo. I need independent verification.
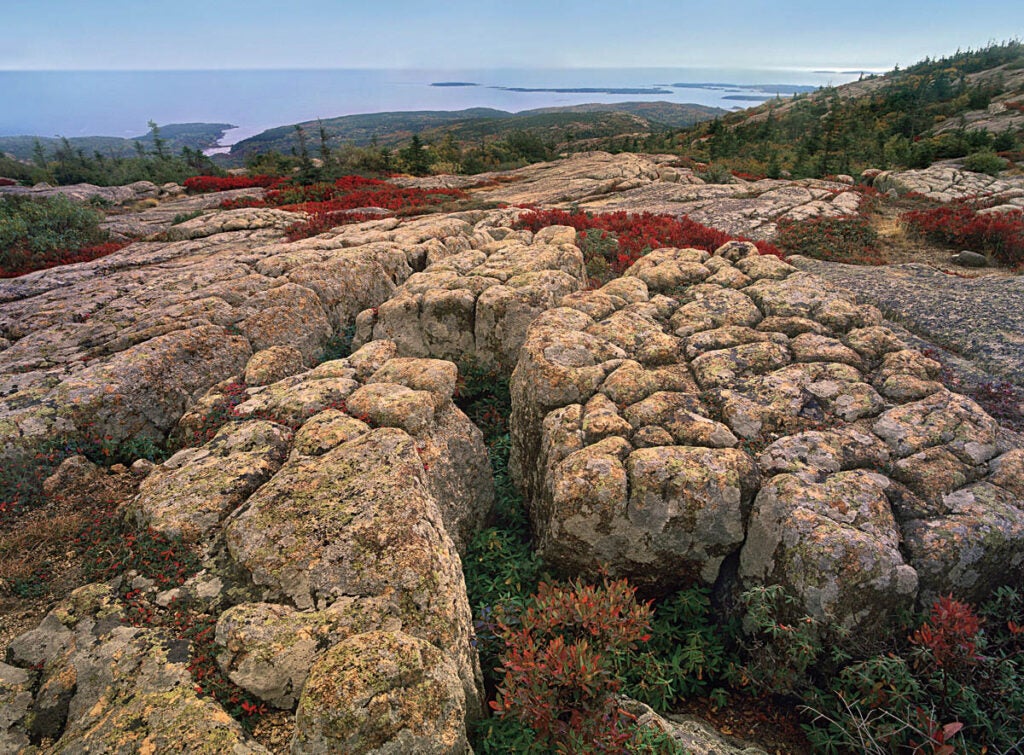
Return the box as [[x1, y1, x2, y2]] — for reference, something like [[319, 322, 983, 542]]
[[0, 194, 106, 256], [617, 587, 731, 710], [961, 150, 1009, 175], [775, 214, 883, 265]]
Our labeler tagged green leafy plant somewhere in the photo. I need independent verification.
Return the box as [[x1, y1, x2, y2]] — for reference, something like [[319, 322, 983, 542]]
[[961, 150, 1008, 176], [617, 587, 731, 710], [0, 194, 116, 276]]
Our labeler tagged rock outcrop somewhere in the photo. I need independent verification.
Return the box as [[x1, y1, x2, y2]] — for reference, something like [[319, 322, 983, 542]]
[[4, 153, 1024, 752], [510, 240, 1023, 641], [871, 163, 1024, 211]]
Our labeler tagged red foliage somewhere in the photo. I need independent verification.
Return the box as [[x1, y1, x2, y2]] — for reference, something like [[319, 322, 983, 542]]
[[0, 240, 129, 278], [910, 595, 982, 672], [183, 174, 285, 193], [515, 208, 781, 275], [903, 202, 1024, 267], [0, 178, 17, 187], [732, 171, 767, 181], [492, 578, 652, 751], [219, 177, 470, 240]]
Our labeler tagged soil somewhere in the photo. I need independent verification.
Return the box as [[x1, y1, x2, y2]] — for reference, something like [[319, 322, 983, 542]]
[[676, 693, 814, 754]]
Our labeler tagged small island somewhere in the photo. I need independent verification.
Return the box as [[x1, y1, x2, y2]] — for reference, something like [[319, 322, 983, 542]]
[[495, 86, 674, 95], [430, 81, 479, 87]]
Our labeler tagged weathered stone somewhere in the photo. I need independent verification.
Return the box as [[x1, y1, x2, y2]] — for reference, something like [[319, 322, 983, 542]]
[[690, 341, 792, 388], [685, 326, 788, 360], [623, 391, 737, 447], [734, 254, 796, 281], [0, 662, 31, 752], [669, 285, 762, 336], [223, 428, 481, 710], [872, 390, 1000, 464], [903, 483, 1024, 605], [740, 471, 918, 637], [717, 362, 884, 440], [587, 309, 681, 366], [244, 345, 306, 386], [758, 425, 891, 478], [789, 333, 864, 368], [132, 420, 292, 542], [369, 358, 459, 411], [235, 374, 360, 429], [293, 631, 468, 754], [292, 409, 371, 456], [214, 598, 395, 710], [534, 441, 758, 592], [345, 383, 436, 435], [624, 699, 768, 755]]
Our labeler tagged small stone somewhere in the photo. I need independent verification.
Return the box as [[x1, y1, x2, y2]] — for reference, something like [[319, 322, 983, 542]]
[[952, 250, 987, 268]]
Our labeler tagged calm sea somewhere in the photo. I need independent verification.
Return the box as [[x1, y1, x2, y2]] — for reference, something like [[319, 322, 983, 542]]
[[0, 68, 865, 147]]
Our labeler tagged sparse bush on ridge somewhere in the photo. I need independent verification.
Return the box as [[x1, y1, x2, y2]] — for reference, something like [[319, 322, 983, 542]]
[[0, 194, 127, 277]]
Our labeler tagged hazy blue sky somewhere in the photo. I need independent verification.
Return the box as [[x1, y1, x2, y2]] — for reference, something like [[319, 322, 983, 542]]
[[4, 0, 1022, 71]]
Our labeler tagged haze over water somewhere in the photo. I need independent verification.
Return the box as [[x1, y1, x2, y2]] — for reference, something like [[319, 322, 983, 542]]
[[0, 67, 866, 145]]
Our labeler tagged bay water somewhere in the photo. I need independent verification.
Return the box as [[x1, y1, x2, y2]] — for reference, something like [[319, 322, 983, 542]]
[[0, 67, 866, 147]]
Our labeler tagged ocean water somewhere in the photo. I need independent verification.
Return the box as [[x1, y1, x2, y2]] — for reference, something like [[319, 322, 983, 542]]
[[0, 67, 865, 146]]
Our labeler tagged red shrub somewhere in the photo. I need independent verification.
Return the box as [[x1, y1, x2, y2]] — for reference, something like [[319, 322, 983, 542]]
[[0, 178, 17, 187], [258, 179, 467, 240], [0, 240, 129, 278], [903, 202, 1024, 267], [491, 578, 653, 751], [183, 174, 285, 193], [910, 595, 982, 673], [515, 208, 781, 276]]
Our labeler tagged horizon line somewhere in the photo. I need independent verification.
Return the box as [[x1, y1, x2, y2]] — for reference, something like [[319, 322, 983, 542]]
[[0, 64, 891, 74]]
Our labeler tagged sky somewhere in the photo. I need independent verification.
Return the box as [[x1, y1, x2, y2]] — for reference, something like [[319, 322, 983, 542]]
[[3, 0, 1022, 72]]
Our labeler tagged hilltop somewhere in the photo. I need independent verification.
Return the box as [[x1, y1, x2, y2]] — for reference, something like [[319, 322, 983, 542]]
[[675, 40, 1024, 178], [1, 152, 1023, 753]]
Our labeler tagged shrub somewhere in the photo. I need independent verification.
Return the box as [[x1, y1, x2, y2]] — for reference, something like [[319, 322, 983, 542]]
[[903, 201, 1024, 267], [616, 586, 731, 710], [514, 209, 781, 276], [775, 214, 884, 265], [216, 175, 468, 240], [802, 590, 1024, 753], [490, 578, 654, 752], [183, 174, 284, 193], [0, 194, 117, 276], [961, 151, 1009, 176]]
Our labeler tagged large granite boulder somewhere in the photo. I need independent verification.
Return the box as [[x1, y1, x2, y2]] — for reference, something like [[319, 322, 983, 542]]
[[352, 214, 588, 370], [293, 630, 469, 754]]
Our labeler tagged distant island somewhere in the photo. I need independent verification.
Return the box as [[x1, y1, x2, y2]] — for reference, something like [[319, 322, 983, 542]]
[[430, 82, 479, 87], [723, 94, 773, 101], [494, 86, 674, 95], [672, 83, 818, 94]]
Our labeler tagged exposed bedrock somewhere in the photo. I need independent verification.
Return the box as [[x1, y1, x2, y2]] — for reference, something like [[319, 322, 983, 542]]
[[352, 217, 588, 370], [8, 344, 492, 751], [510, 241, 1024, 643]]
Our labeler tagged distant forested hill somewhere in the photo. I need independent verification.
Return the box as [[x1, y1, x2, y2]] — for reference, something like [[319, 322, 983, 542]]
[[226, 102, 725, 163], [0, 123, 235, 161]]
